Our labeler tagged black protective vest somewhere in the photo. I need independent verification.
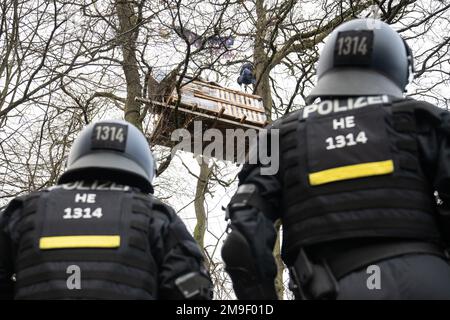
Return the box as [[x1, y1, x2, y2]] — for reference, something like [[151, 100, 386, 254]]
[[277, 97, 442, 261], [12, 186, 159, 299]]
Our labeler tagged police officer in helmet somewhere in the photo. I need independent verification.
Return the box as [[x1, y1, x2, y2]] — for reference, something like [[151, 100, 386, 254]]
[[222, 18, 450, 300], [0, 120, 212, 299]]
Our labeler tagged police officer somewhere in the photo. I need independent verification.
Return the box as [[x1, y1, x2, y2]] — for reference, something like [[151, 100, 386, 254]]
[[0, 120, 212, 299], [222, 19, 450, 300]]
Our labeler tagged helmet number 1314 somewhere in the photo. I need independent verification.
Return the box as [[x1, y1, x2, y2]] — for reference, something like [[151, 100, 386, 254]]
[[336, 36, 369, 56], [95, 125, 125, 143]]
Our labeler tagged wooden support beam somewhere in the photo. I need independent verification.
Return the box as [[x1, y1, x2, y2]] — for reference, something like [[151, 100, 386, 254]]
[[218, 106, 225, 117]]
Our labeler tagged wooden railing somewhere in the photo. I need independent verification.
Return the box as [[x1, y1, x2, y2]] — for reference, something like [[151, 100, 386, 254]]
[[169, 80, 267, 126]]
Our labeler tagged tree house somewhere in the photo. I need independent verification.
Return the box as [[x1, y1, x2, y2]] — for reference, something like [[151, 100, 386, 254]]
[[137, 76, 268, 162]]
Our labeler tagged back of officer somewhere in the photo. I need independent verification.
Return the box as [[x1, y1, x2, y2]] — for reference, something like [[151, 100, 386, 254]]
[[0, 120, 212, 300], [222, 18, 450, 300]]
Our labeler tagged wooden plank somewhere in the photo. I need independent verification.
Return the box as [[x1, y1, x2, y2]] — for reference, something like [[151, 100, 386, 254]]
[[179, 86, 264, 113], [136, 97, 266, 128], [191, 91, 265, 114], [164, 103, 262, 130], [189, 80, 263, 100]]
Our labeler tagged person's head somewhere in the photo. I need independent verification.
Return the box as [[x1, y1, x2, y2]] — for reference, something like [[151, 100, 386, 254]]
[[58, 120, 155, 193], [306, 18, 414, 104]]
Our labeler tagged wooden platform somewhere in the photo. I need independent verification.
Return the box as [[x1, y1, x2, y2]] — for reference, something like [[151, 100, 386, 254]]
[[137, 77, 268, 162], [166, 78, 267, 127]]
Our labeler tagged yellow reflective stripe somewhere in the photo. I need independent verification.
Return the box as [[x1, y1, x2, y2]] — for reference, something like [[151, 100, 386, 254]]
[[309, 160, 394, 186], [39, 235, 121, 249]]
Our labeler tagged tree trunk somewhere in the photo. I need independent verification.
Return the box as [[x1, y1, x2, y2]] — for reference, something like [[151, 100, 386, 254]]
[[253, 0, 273, 119], [273, 220, 284, 299], [115, 0, 143, 129], [194, 157, 212, 266], [253, 0, 284, 299]]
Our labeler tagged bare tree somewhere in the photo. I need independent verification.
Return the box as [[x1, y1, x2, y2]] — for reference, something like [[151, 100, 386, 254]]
[[1, 0, 449, 300]]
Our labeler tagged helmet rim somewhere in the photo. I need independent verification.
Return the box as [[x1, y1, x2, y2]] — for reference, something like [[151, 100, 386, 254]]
[[58, 151, 154, 193], [307, 68, 404, 104]]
